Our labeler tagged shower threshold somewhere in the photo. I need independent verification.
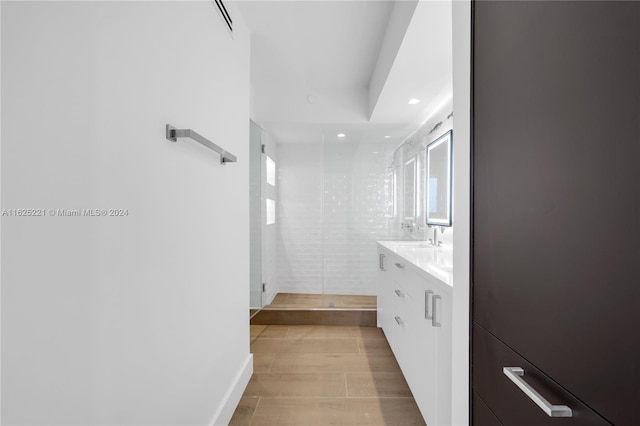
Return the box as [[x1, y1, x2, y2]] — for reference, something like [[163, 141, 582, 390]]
[[267, 292, 376, 309], [251, 293, 377, 326]]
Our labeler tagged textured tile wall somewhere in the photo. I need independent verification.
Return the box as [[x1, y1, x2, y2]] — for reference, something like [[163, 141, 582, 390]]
[[277, 142, 399, 296], [321, 143, 400, 295], [277, 144, 324, 294]]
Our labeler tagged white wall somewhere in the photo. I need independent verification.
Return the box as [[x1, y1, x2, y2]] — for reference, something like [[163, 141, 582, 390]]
[[277, 142, 398, 296], [451, 0, 471, 424], [1, 2, 251, 425]]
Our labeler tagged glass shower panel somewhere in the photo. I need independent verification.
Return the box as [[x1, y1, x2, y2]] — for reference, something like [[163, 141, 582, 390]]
[[268, 139, 398, 310], [321, 142, 399, 304], [249, 121, 263, 308]]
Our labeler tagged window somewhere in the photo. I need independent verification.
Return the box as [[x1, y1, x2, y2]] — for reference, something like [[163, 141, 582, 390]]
[[266, 199, 276, 225], [266, 156, 276, 187]]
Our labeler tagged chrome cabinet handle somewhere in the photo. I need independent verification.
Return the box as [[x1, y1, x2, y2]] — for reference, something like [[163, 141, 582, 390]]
[[379, 253, 386, 271], [394, 289, 404, 297], [394, 316, 404, 326], [503, 367, 572, 417], [432, 294, 441, 327], [394, 262, 405, 269], [425, 290, 434, 319]]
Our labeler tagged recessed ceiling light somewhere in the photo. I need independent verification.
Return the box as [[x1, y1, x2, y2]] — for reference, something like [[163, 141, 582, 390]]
[[337, 133, 346, 138], [384, 135, 391, 138], [408, 98, 420, 105]]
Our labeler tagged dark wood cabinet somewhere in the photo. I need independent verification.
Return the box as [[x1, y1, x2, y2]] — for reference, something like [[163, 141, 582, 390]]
[[473, 391, 502, 426], [473, 325, 611, 426], [472, 2, 640, 425]]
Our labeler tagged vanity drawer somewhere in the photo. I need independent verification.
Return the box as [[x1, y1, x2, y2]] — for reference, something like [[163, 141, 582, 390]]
[[388, 252, 410, 286], [473, 324, 610, 426], [389, 258, 426, 300], [473, 391, 502, 426]]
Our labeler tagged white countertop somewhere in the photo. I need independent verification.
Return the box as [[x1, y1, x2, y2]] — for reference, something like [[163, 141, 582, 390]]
[[377, 240, 454, 287]]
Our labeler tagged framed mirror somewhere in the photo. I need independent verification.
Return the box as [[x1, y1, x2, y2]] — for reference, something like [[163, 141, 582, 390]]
[[403, 156, 417, 220], [426, 130, 452, 226]]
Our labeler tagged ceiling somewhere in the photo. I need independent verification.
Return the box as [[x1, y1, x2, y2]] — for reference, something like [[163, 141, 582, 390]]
[[240, 1, 393, 89], [237, 0, 453, 145]]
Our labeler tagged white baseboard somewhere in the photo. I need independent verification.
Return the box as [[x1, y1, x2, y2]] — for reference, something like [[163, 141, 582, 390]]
[[209, 353, 253, 426]]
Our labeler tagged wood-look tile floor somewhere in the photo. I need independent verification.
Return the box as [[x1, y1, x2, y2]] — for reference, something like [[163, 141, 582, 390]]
[[230, 325, 426, 426], [266, 293, 377, 309]]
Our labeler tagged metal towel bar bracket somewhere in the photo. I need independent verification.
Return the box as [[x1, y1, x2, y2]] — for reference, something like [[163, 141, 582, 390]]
[[165, 124, 237, 165]]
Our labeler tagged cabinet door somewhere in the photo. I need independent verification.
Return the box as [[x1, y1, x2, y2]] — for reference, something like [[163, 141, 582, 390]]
[[434, 285, 451, 426], [377, 249, 393, 341], [473, 2, 640, 424], [405, 289, 439, 426], [395, 265, 446, 425]]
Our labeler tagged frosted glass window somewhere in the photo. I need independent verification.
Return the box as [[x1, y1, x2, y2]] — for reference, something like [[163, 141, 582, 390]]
[[266, 198, 276, 225], [266, 156, 276, 186]]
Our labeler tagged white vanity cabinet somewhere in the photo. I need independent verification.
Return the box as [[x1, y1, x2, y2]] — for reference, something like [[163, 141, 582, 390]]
[[377, 243, 452, 426]]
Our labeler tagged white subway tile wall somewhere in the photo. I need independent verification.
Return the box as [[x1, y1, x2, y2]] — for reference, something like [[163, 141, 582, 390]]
[[277, 142, 400, 295], [277, 144, 324, 294]]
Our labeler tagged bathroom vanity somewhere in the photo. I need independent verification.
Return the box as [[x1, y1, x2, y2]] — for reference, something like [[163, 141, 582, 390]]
[[376, 241, 452, 426]]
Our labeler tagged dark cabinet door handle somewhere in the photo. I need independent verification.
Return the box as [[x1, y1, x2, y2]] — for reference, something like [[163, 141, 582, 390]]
[[503, 367, 572, 417]]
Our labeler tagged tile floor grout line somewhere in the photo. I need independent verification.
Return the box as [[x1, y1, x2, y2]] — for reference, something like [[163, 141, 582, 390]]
[[247, 396, 260, 426], [344, 372, 349, 398], [267, 353, 276, 372], [254, 325, 268, 340]]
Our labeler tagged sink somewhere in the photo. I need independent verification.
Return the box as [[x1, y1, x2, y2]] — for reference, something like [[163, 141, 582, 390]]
[[388, 242, 436, 249], [378, 240, 453, 286]]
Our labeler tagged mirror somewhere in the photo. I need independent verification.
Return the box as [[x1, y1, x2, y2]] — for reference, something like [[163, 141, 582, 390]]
[[426, 130, 452, 226], [404, 156, 416, 220]]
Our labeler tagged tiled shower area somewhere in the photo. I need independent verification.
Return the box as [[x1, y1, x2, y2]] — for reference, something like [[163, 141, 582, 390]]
[[272, 140, 401, 306], [251, 99, 454, 315]]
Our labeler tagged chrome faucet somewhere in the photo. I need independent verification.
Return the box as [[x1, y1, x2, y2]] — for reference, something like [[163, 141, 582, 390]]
[[428, 226, 443, 247]]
